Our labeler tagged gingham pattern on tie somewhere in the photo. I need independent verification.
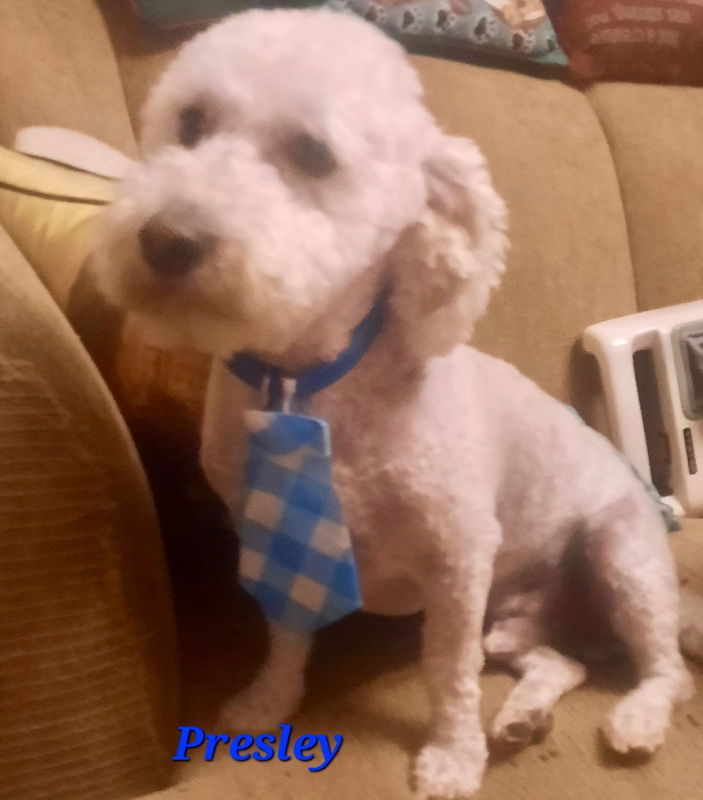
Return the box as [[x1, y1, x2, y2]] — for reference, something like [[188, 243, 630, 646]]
[[238, 409, 362, 633]]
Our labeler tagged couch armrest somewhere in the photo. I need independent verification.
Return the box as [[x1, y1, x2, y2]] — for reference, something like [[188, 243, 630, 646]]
[[0, 225, 178, 800]]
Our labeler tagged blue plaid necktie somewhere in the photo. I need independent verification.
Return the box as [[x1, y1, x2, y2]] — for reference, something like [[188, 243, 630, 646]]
[[237, 410, 361, 632], [227, 292, 386, 633]]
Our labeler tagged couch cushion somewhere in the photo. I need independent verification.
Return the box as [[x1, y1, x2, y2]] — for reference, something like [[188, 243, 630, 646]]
[[586, 82, 703, 311], [0, 0, 136, 155], [413, 56, 637, 415]]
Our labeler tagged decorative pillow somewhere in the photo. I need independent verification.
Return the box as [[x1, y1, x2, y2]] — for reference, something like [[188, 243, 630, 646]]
[[131, 0, 566, 67], [0, 141, 210, 436], [331, 0, 568, 66], [556, 0, 703, 84]]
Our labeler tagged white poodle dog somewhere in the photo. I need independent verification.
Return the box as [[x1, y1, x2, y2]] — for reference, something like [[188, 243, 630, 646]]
[[96, 8, 696, 798]]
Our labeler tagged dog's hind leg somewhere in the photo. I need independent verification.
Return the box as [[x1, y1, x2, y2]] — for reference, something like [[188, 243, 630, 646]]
[[485, 603, 587, 747], [585, 495, 694, 755], [218, 622, 312, 732]]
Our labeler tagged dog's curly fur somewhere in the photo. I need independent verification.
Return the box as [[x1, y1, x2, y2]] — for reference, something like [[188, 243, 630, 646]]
[[96, 9, 695, 798]]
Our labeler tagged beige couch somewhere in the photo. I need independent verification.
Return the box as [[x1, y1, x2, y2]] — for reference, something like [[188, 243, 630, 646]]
[[1, 2, 702, 799]]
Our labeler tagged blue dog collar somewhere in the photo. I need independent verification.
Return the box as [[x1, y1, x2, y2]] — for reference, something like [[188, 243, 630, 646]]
[[226, 289, 386, 409]]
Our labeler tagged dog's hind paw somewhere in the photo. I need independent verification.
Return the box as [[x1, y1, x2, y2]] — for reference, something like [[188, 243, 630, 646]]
[[413, 739, 487, 799], [491, 706, 554, 747]]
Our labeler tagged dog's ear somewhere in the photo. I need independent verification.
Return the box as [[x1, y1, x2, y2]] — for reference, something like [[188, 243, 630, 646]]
[[389, 134, 508, 361]]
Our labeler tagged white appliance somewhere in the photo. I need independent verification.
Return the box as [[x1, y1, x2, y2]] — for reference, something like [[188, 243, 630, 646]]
[[584, 301, 703, 517]]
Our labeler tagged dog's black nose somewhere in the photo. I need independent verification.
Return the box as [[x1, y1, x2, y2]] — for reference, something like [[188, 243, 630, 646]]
[[138, 217, 206, 278]]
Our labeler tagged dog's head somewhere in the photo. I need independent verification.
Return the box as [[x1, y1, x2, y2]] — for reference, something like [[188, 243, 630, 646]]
[[97, 9, 507, 363]]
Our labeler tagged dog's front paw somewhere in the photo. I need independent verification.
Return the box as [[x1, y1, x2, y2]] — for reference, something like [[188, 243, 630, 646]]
[[413, 738, 487, 799], [603, 669, 693, 756], [218, 684, 299, 733], [602, 696, 669, 755]]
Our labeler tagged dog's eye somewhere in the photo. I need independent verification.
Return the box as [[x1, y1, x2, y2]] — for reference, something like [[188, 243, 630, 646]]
[[178, 105, 208, 148], [286, 133, 337, 177]]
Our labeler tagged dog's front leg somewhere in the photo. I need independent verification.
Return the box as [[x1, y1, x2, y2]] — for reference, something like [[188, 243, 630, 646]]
[[219, 621, 312, 732], [414, 524, 498, 800]]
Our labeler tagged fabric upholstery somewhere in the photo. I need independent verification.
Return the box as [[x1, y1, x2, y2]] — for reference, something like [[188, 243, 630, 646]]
[[0, 226, 179, 799], [586, 81, 703, 311]]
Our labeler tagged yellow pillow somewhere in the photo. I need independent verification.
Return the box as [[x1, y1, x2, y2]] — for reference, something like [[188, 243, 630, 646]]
[[0, 144, 113, 310]]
